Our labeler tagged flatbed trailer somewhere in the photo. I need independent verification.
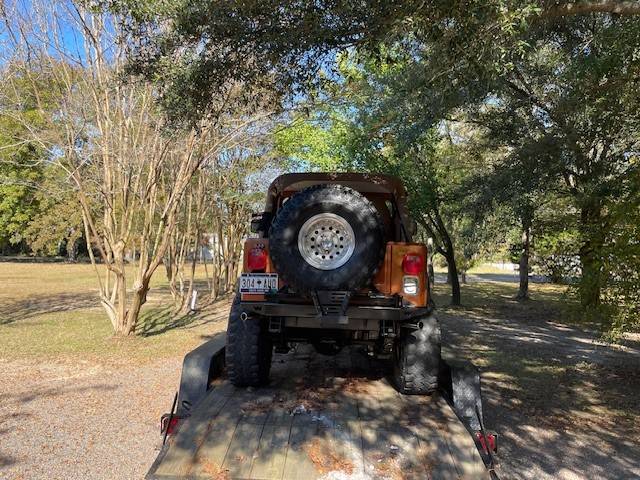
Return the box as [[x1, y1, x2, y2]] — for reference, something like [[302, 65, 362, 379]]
[[147, 335, 498, 480]]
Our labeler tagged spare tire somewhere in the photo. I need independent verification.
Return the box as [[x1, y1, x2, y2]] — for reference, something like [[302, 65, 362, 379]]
[[269, 184, 385, 292]]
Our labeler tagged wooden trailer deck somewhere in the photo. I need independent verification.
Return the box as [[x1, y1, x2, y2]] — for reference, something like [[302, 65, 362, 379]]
[[148, 346, 489, 480]]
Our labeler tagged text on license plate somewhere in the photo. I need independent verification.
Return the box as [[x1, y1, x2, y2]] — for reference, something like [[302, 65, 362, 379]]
[[240, 273, 278, 293]]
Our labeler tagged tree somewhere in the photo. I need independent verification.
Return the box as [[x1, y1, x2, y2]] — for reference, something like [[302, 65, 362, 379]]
[[465, 16, 640, 310], [0, 156, 43, 253], [165, 126, 276, 313], [602, 173, 640, 339], [1, 0, 275, 334], [0, 66, 51, 253], [126, 1, 640, 125]]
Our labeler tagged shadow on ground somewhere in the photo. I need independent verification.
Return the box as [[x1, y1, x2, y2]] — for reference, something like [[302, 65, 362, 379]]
[[0, 293, 99, 325], [436, 285, 640, 479], [137, 297, 231, 337]]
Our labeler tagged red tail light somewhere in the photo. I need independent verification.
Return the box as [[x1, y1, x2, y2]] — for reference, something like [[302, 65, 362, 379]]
[[248, 247, 268, 271], [402, 254, 423, 275], [161, 414, 182, 435]]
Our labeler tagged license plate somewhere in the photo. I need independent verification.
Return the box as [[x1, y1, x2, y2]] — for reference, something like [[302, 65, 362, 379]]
[[240, 273, 278, 293]]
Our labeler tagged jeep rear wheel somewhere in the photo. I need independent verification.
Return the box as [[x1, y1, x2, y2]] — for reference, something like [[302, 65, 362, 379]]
[[269, 184, 385, 292], [226, 295, 273, 387], [393, 314, 441, 394]]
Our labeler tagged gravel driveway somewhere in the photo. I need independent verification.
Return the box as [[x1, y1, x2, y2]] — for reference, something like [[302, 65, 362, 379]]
[[0, 355, 186, 480], [440, 310, 640, 480]]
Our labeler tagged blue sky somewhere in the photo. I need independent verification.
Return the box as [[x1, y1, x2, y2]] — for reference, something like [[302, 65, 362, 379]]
[[1, 0, 117, 66]]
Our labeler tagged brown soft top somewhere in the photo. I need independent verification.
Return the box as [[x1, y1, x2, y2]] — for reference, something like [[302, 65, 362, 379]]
[[266, 172, 407, 207], [265, 173, 414, 237]]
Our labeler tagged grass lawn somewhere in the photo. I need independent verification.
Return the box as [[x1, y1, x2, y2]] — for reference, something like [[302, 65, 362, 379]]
[[0, 262, 229, 365], [0, 261, 589, 363], [432, 277, 575, 322]]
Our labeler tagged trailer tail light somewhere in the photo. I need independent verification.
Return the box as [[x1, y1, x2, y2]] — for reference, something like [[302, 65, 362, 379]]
[[402, 253, 424, 275], [160, 414, 182, 436], [247, 247, 268, 271], [475, 431, 498, 454]]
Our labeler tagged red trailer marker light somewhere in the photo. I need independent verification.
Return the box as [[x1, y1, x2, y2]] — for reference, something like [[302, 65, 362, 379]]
[[161, 414, 182, 435], [475, 431, 498, 454]]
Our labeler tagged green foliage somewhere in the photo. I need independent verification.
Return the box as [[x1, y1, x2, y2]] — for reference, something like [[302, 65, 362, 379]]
[[600, 168, 640, 339], [0, 64, 80, 254], [0, 156, 43, 249], [0, 72, 50, 250], [533, 230, 581, 283], [274, 116, 349, 171], [128, 1, 640, 125], [24, 167, 84, 257]]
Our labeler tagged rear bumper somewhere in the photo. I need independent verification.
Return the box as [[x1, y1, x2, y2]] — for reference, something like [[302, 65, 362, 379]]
[[241, 301, 431, 322]]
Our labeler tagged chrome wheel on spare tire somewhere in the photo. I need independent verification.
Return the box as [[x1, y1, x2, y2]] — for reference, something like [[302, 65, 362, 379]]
[[297, 213, 355, 270], [269, 184, 385, 293]]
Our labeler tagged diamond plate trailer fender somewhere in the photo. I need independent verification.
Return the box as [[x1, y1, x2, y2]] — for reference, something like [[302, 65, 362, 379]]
[[439, 357, 483, 430], [175, 332, 226, 418]]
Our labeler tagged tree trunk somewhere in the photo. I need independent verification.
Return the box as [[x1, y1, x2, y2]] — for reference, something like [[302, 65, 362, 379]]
[[440, 247, 461, 306], [124, 277, 150, 335], [517, 220, 531, 300], [578, 201, 604, 309], [436, 212, 461, 306], [418, 210, 461, 306]]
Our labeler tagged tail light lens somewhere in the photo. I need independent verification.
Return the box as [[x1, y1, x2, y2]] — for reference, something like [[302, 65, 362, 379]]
[[402, 254, 424, 275], [247, 247, 268, 271], [403, 276, 419, 295]]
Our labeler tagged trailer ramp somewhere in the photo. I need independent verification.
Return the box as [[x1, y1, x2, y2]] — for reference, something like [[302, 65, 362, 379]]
[[148, 345, 489, 480]]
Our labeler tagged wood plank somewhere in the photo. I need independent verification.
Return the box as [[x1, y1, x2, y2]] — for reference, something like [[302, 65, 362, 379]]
[[282, 423, 319, 480], [360, 425, 427, 480], [325, 394, 359, 424], [322, 420, 364, 477], [154, 391, 231, 477], [189, 418, 239, 478], [222, 422, 265, 479], [438, 400, 490, 479], [150, 346, 490, 480], [249, 424, 291, 480], [265, 404, 295, 427], [410, 420, 460, 480], [344, 419, 365, 475], [357, 388, 407, 431], [236, 393, 275, 425], [404, 395, 465, 479]]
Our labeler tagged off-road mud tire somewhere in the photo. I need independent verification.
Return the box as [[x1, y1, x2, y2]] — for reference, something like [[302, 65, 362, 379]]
[[269, 184, 385, 292], [393, 314, 441, 394], [226, 295, 273, 387]]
